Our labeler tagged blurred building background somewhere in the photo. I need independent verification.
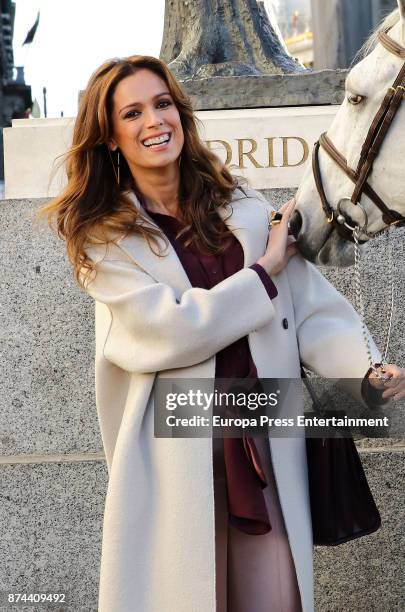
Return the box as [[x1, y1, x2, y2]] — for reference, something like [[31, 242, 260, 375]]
[[265, 0, 398, 69], [0, 0, 32, 183]]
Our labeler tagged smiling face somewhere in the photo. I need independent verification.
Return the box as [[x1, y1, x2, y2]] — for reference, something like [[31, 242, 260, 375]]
[[108, 68, 184, 177]]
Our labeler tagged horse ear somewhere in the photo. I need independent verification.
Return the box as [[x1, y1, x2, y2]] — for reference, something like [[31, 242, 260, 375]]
[[398, 0, 405, 21]]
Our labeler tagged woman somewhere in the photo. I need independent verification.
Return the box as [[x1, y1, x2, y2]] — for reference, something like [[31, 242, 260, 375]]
[[42, 55, 404, 612]]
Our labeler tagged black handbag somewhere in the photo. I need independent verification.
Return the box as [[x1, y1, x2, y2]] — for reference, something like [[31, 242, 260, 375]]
[[301, 366, 381, 546]]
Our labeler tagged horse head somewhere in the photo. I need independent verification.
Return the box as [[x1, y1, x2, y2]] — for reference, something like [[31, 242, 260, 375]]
[[292, 1, 405, 266]]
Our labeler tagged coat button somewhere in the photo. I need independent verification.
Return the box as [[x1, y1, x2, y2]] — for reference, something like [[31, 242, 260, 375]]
[[282, 318, 288, 329]]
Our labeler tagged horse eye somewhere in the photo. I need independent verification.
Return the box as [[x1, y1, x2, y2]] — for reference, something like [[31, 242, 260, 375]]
[[347, 93, 365, 105]]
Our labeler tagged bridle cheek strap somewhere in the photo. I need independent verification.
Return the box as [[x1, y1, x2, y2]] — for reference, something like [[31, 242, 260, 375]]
[[351, 63, 405, 205], [312, 140, 361, 243], [317, 133, 405, 228]]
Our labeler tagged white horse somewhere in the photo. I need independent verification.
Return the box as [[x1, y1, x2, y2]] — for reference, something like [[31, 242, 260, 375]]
[[293, 0, 405, 266]]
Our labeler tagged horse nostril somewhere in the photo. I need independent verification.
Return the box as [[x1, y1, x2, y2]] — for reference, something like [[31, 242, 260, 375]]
[[289, 210, 302, 239]]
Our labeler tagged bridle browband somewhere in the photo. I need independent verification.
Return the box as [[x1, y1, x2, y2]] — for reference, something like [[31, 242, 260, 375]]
[[312, 27, 405, 242]]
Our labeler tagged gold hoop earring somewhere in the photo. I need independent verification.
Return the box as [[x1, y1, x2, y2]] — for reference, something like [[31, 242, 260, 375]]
[[178, 155, 182, 167], [107, 147, 120, 186]]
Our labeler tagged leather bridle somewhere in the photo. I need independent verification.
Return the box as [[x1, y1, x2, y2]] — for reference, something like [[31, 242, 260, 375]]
[[312, 27, 405, 242]]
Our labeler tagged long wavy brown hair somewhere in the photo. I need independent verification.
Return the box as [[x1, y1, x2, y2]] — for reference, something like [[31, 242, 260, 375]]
[[40, 55, 241, 287]]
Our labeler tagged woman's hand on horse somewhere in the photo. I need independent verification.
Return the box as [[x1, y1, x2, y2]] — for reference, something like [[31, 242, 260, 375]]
[[257, 198, 299, 276], [368, 364, 405, 401]]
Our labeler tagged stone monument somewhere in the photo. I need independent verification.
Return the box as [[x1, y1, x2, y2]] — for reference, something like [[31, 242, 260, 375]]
[[160, 0, 303, 77], [160, 0, 346, 109]]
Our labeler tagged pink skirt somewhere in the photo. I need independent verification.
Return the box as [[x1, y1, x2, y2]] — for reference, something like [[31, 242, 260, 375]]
[[213, 436, 303, 612]]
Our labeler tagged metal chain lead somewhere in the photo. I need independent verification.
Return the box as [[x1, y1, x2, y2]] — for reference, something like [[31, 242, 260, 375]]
[[382, 227, 395, 363], [353, 230, 374, 369], [353, 226, 394, 378]]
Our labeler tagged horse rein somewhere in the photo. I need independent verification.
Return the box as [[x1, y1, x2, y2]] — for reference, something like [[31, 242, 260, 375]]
[[312, 27, 405, 242]]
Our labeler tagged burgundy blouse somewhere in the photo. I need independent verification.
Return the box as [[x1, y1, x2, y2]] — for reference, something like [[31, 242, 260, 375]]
[[141, 202, 388, 537], [142, 205, 276, 535]]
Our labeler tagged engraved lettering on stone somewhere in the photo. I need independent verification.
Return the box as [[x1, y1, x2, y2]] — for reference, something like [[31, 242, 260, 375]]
[[281, 137, 309, 167], [204, 140, 233, 166], [236, 139, 264, 168], [205, 136, 310, 169], [265, 137, 277, 168]]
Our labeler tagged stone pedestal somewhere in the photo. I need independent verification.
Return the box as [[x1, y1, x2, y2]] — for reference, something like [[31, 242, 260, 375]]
[[0, 192, 403, 611], [3, 107, 339, 198], [181, 69, 347, 110]]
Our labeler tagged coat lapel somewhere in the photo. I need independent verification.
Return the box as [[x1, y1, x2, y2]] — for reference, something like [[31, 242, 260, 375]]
[[118, 189, 268, 293]]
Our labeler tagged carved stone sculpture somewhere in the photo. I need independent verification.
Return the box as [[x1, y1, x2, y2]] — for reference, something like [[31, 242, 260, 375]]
[[160, 0, 304, 79]]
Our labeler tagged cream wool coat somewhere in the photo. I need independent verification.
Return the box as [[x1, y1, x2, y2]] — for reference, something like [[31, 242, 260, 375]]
[[84, 187, 381, 612]]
